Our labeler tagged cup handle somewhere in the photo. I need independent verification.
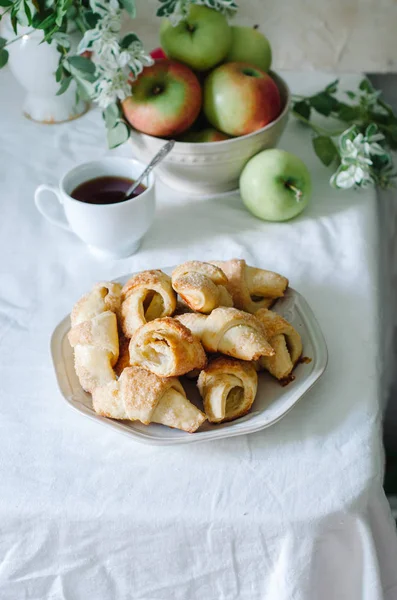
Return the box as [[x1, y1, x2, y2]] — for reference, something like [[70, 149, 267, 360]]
[[34, 184, 71, 232]]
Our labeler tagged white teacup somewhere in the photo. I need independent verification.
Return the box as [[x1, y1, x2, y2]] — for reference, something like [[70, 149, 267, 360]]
[[34, 157, 156, 259]]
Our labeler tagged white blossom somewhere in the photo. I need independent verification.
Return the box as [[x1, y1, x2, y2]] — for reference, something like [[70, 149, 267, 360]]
[[331, 124, 389, 190], [75, 0, 154, 110], [167, 0, 192, 25], [89, 0, 120, 18], [196, 0, 238, 16], [165, 0, 238, 25], [331, 165, 373, 189], [93, 68, 132, 108], [78, 1, 121, 56]]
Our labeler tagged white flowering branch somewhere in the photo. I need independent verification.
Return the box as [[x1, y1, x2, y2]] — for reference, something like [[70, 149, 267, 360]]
[[156, 0, 238, 24], [2, 0, 238, 148], [292, 78, 397, 191], [76, 1, 153, 109]]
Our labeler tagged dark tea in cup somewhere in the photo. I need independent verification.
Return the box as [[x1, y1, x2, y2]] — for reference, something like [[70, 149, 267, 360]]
[[71, 176, 147, 205]]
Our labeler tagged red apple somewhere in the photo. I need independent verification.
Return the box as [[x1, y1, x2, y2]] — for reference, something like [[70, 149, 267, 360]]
[[122, 60, 202, 138], [203, 62, 281, 136], [150, 47, 167, 61]]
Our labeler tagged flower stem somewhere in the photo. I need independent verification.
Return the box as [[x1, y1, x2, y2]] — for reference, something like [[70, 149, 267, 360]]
[[4, 30, 36, 47], [292, 111, 346, 137]]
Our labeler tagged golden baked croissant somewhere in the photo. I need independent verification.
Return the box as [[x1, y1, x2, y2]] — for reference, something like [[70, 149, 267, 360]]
[[68, 283, 122, 393], [93, 366, 206, 432], [211, 259, 288, 313], [176, 307, 274, 361], [198, 357, 258, 423], [172, 261, 233, 313], [129, 317, 207, 377], [255, 309, 302, 380], [120, 270, 177, 337]]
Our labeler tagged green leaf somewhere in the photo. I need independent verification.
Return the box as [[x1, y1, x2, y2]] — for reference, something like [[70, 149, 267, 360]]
[[56, 75, 72, 95], [359, 78, 374, 93], [313, 136, 337, 167], [103, 103, 121, 129], [156, 5, 169, 17], [42, 25, 59, 44], [336, 103, 360, 122], [293, 100, 311, 120], [0, 36, 6, 49], [346, 91, 356, 100], [0, 0, 13, 6], [11, 14, 18, 34], [23, 0, 32, 24], [310, 92, 337, 116], [120, 32, 140, 49], [365, 123, 379, 138], [67, 55, 95, 75], [325, 79, 339, 94], [0, 48, 9, 68], [82, 10, 99, 29], [382, 124, 397, 149], [119, 0, 136, 18], [33, 13, 55, 30], [55, 63, 63, 82], [75, 78, 93, 102], [107, 121, 130, 149]]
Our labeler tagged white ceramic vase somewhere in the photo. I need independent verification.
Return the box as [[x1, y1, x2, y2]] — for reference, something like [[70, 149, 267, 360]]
[[2, 18, 88, 123]]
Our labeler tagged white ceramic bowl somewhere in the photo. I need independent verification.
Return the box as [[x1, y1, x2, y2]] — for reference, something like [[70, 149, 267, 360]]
[[129, 71, 290, 195]]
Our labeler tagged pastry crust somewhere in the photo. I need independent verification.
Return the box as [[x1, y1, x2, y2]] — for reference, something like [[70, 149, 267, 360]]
[[172, 261, 232, 313], [120, 270, 177, 337], [177, 307, 274, 361], [211, 259, 288, 314], [71, 282, 122, 326], [129, 317, 207, 377], [93, 366, 206, 432], [198, 357, 258, 423], [68, 283, 121, 393], [255, 308, 302, 380]]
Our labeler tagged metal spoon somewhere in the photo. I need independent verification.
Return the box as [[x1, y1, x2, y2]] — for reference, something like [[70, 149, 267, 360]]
[[124, 140, 175, 200]]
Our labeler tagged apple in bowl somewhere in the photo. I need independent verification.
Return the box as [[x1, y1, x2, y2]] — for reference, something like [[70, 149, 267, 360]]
[[203, 62, 281, 137], [178, 127, 230, 143], [122, 60, 202, 137], [225, 26, 272, 72], [128, 71, 290, 195], [160, 5, 232, 71]]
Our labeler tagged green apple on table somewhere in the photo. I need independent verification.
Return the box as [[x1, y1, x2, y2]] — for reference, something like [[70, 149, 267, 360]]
[[240, 149, 312, 222], [122, 60, 202, 137], [160, 5, 232, 71], [225, 26, 272, 72], [203, 62, 281, 136]]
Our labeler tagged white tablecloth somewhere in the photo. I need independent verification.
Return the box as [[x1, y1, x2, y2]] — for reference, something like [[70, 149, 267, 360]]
[[1, 68, 397, 600]]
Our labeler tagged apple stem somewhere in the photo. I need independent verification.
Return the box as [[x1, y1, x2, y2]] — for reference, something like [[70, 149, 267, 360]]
[[285, 182, 304, 202], [253, 24, 259, 29]]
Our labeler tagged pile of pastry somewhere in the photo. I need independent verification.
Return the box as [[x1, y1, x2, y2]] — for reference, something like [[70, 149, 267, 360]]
[[68, 259, 302, 434]]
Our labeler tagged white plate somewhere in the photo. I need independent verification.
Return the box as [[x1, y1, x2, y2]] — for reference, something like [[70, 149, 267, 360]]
[[50, 271, 328, 445]]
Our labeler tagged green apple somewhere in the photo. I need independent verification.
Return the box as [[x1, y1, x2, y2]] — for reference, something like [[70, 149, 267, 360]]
[[240, 149, 311, 222], [226, 26, 272, 72], [178, 127, 230, 143], [160, 5, 232, 71]]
